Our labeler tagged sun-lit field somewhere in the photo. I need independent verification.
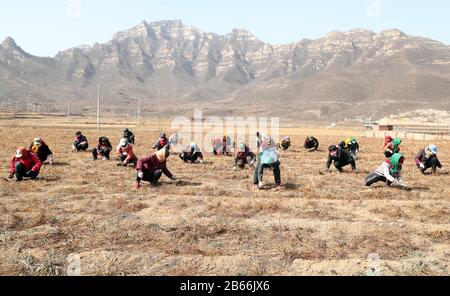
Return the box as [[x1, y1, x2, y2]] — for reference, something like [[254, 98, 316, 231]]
[[0, 116, 449, 275]]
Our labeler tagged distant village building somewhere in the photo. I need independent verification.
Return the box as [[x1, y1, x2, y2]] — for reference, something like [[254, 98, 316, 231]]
[[373, 125, 394, 131]]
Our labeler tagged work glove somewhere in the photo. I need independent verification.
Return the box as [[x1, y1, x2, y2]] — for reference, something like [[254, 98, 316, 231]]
[[123, 160, 128, 166], [233, 166, 237, 171], [137, 171, 144, 179], [419, 163, 425, 169], [200, 160, 204, 164], [393, 179, 405, 187], [8, 173, 14, 179], [171, 175, 178, 181], [26, 170, 34, 177], [48, 155, 54, 165]]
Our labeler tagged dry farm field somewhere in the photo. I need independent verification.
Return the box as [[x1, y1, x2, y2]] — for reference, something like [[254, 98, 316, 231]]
[[0, 116, 449, 275]]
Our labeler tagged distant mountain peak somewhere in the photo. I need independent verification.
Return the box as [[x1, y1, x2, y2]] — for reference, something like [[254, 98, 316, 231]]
[[149, 19, 184, 28], [227, 28, 260, 42], [380, 29, 407, 38], [1, 36, 18, 49]]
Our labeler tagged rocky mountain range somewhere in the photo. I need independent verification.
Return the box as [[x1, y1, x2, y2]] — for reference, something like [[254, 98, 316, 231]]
[[1, 20, 449, 121]]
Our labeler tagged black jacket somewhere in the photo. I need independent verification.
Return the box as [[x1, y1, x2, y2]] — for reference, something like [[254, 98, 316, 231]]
[[326, 147, 352, 169], [29, 142, 53, 163]]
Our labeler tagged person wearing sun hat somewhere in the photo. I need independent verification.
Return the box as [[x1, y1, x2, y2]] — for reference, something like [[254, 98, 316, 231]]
[[415, 144, 443, 174], [117, 138, 138, 166], [134, 146, 177, 189], [29, 137, 54, 165], [8, 147, 43, 181], [365, 153, 405, 187]]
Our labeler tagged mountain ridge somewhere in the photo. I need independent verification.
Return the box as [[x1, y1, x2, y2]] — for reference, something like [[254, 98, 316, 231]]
[[1, 20, 449, 121]]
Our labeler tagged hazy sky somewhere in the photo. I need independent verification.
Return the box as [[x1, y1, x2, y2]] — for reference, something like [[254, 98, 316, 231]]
[[1, 0, 449, 57]]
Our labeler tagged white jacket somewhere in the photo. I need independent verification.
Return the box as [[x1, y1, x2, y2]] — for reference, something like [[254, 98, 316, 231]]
[[374, 161, 402, 183]]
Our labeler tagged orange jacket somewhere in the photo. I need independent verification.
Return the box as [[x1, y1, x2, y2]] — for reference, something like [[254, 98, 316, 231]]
[[117, 145, 138, 162]]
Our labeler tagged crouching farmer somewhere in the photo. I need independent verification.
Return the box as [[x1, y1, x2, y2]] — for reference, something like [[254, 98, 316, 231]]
[[180, 143, 204, 163], [234, 143, 256, 170], [415, 145, 443, 174], [134, 147, 177, 189], [253, 138, 281, 190], [304, 136, 319, 152], [92, 137, 112, 161], [383, 137, 402, 158], [365, 153, 405, 187], [73, 131, 89, 152], [153, 133, 169, 151], [30, 138, 54, 165], [117, 138, 138, 166], [279, 137, 291, 151], [326, 145, 357, 173], [9, 148, 43, 181]]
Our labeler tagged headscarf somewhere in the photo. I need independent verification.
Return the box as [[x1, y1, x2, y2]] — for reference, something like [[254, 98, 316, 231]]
[[238, 143, 246, 152], [393, 138, 402, 152], [389, 153, 404, 176], [156, 147, 169, 162]]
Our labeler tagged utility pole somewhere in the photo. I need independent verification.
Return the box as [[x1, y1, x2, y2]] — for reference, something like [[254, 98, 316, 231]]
[[97, 84, 100, 131]]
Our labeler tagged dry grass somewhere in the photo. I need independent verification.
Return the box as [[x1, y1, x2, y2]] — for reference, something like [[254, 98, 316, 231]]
[[0, 116, 449, 275]]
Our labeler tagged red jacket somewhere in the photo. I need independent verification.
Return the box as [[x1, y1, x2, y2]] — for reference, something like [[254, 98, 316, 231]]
[[236, 146, 251, 161], [137, 154, 173, 178], [10, 150, 42, 174]]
